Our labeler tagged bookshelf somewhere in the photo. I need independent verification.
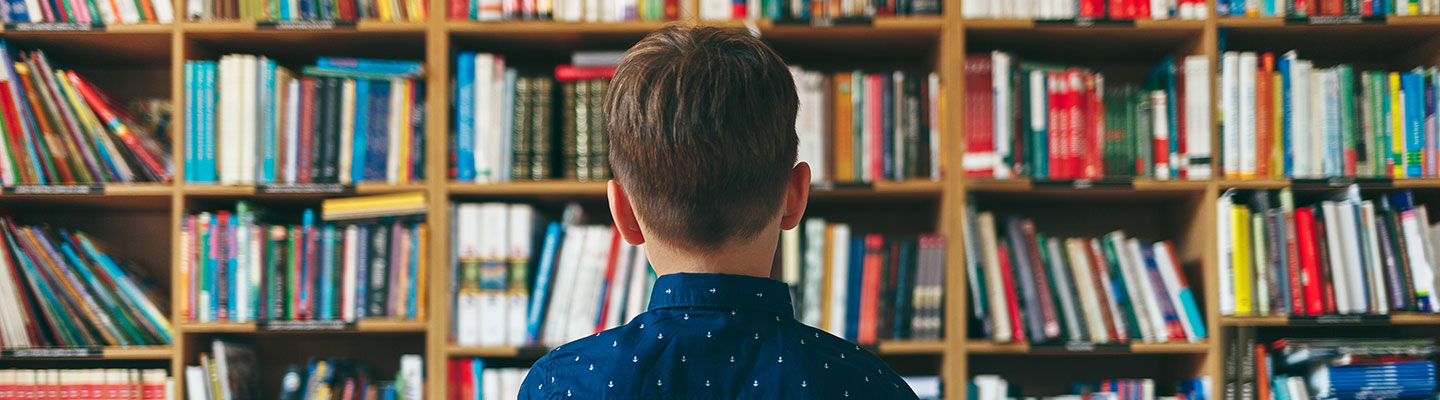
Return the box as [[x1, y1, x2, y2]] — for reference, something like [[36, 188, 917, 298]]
[[6, 0, 1440, 399]]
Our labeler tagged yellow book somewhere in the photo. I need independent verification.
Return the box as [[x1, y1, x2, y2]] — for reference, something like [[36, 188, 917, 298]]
[[1391, 72, 1405, 177], [1233, 205, 1253, 316], [406, 0, 424, 21], [1273, 72, 1285, 179], [832, 72, 854, 183], [399, 80, 413, 183], [377, 0, 393, 22], [819, 224, 834, 331]]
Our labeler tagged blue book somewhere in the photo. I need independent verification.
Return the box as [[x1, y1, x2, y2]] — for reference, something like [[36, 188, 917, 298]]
[[352, 79, 370, 183], [319, 225, 335, 320], [472, 358, 486, 399], [881, 75, 894, 180], [261, 59, 278, 184], [1280, 53, 1294, 176], [845, 236, 864, 341], [526, 222, 564, 343], [2, 41, 49, 184], [8, 0, 27, 22], [227, 213, 238, 319], [1230, 0, 1243, 18], [455, 53, 476, 181], [1164, 58, 1181, 178], [407, 222, 419, 319], [364, 81, 391, 181], [204, 62, 220, 183], [1325, 71, 1342, 177], [1265, 0, 1275, 15], [500, 69, 516, 180], [280, 0, 292, 19], [206, 214, 219, 320], [299, 210, 315, 317], [74, 233, 173, 342], [1217, 0, 1230, 15], [1407, 71, 1425, 177], [891, 240, 913, 339], [315, 57, 424, 76], [354, 224, 369, 319], [185, 62, 197, 183]]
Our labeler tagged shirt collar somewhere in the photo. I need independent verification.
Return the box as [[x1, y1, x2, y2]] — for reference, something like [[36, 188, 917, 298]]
[[647, 273, 794, 317]]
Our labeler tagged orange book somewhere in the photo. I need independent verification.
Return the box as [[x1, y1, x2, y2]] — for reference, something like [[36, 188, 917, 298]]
[[416, 222, 428, 321], [832, 72, 855, 183], [1256, 53, 1274, 178], [136, 0, 159, 22], [1256, 344, 1271, 400], [13, 62, 76, 184], [857, 234, 883, 345]]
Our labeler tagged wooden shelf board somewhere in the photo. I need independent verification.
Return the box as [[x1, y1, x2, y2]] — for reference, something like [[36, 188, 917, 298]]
[[1216, 17, 1286, 28], [102, 23, 176, 33], [965, 340, 1208, 354], [1217, 179, 1290, 189], [181, 183, 427, 196], [180, 319, 427, 333], [102, 184, 176, 196], [1386, 15, 1440, 25], [448, 181, 608, 196], [446, 345, 552, 358], [810, 180, 945, 198], [0, 346, 173, 360], [875, 340, 947, 354], [179, 20, 427, 33], [447, 20, 671, 34], [964, 18, 1203, 31], [1222, 314, 1440, 326], [964, 179, 1206, 192]]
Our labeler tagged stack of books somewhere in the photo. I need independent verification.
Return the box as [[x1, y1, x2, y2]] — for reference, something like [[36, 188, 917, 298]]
[[321, 191, 427, 221], [0, 43, 173, 186], [5, 0, 174, 24], [452, 202, 655, 347], [453, 52, 614, 183], [972, 376, 1212, 400], [1219, 187, 1440, 316], [184, 56, 426, 186], [448, 359, 527, 400], [1217, 0, 1440, 17], [964, 53, 1212, 181], [0, 369, 170, 399], [964, 207, 1207, 344], [963, 0, 1206, 19], [695, 0, 941, 20], [789, 68, 943, 184], [450, 0, 676, 21], [783, 218, 947, 343], [1219, 51, 1440, 179], [0, 219, 173, 349], [1233, 333, 1439, 400], [186, 0, 427, 21], [180, 199, 428, 323], [184, 339, 259, 400]]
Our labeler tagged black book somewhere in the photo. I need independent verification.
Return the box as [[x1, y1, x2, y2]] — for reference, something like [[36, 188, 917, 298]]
[[322, 77, 343, 182], [903, 74, 922, 179], [310, 77, 327, 182], [881, 73, 895, 180], [410, 81, 426, 181], [265, 225, 289, 321], [367, 222, 392, 317]]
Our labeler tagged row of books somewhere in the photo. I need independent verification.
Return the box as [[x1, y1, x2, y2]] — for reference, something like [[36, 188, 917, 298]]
[[452, 203, 655, 347], [962, 0, 1207, 20], [963, 209, 1207, 344], [971, 376, 1212, 400], [1217, 0, 1440, 16], [1218, 187, 1440, 316], [184, 339, 423, 400], [449, 0, 675, 21], [790, 68, 942, 184], [0, 219, 172, 349], [5, 0, 174, 23], [453, 53, 612, 183], [447, 360, 527, 400], [186, 0, 426, 21], [1220, 52, 1440, 180], [1228, 332, 1439, 400], [180, 200, 428, 323], [0, 44, 173, 186], [783, 219, 947, 343], [963, 53, 1213, 181], [185, 56, 426, 186], [696, 0, 940, 20], [0, 369, 170, 400]]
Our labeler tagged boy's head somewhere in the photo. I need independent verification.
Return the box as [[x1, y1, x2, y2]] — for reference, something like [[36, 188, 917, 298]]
[[605, 25, 810, 271]]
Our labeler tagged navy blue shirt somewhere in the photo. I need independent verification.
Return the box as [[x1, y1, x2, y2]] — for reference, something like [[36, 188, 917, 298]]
[[520, 273, 918, 399]]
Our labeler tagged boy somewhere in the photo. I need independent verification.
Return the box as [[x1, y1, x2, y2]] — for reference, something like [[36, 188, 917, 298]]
[[520, 25, 919, 399]]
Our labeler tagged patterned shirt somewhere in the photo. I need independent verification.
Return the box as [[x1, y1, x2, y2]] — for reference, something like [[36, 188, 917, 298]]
[[519, 273, 918, 399]]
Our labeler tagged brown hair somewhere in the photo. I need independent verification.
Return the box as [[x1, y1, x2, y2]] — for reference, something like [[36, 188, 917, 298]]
[[605, 25, 799, 250]]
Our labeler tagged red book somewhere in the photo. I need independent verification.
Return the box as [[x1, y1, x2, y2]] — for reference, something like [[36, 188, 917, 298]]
[[449, 0, 468, 18], [1080, 0, 1104, 18], [1047, 72, 1064, 179], [858, 235, 883, 345], [554, 65, 617, 82], [664, 0, 678, 19], [964, 55, 995, 179], [1321, 0, 1340, 15], [1316, 216, 1337, 315], [732, 0, 745, 18], [997, 241, 1026, 343], [141, 376, 164, 400], [0, 81, 34, 184], [1256, 53, 1274, 178], [1176, 64, 1188, 179], [68, 72, 171, 183], [869, 74, 885, 182], [298, 77, 317, 184], [1136, 0, 1150, 19], [1256, 345, 1271, 400], [1294, 206, 1324, 315], [595, 227, 622, 333], [302, 222, 320, 319], [1085, 73, 1104, 179], [1020, 220, 1060, 339], [1085, 239, 1119, 342], [1066, 70, 1084, 180], [335, 0, 353, 20], [1108, 0, 1125, 18], [1361, 0, 1373, 15], [1283, 209, 1304, 313]]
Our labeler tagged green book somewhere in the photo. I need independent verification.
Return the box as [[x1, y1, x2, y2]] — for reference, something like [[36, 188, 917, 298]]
[[1338, 65, 1356, 176]]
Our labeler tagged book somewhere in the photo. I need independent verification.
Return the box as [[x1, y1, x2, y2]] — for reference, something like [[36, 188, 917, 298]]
[[1, 369, 171, 400], [963, 0, 1199, 18], [188, 0, 422, 20], [447, 359, 528, 400], [187, 347, 424, 400], [791, 68, 942, 184], [970, 375, 1212, 400], [1218, 0, 1438, 15], [186, 56, 424, 185]]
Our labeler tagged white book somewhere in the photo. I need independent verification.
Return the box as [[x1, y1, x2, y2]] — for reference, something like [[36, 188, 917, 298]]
[[699, 0, 729, 19], [992, 51, 1013, 179], [491, 59, 507, 183], [1221, 52, 1239, 179], [1309, 67, 1325, 178], [499, 69, 516, 181], [542, 224, 587, 345], [1292, 58, 1312, 177], [566, 226, 614, 342], [483, 368, 502, 400], [1238, 52, 1258, 179], [1152, 0, 1166, 18], [0, 241, 27, 347], [478, 292, 507, 346], [473, 54, 493, 183], [1339, 197, 1369, 313], [1287, 376, 1310, 400], [238, 55, 258, 185], [793, 69, 826, 184], [1419, 206, 1440, 309], [116, 0, 141, 23], [1401, 208, 1440, 310], [1153, 242, 1197, 341], [96, 0, 117, 23], [186, 0, 202, 20], [800, 218, 827, 327], [184, 367, 208, 400], [1251, 212, 1269, 316], [1184, 56, 1212, 179], [455, 204, 483, 346], [1110, 233, 1154, 342], [387, 79, 404, 184], [1361, 201, 1388, 314], [623, 245, 650, 324], [284, 79, 301, 184], [502, 369, 525, 400], [342, 225, 359, 322], [1046, 238, 1085, 342], [479, 0, 502, 19], [976, 213, 1011, 343], [506, 205, 533, 346], [1320, 201, 1352, 313], [563, 0, 583, 20], [219, 56, 241, 185], [782, 227, 801, 286], [339, 79, 355, 186], [480, 204, 509, 346], [1129, 237, 1169, 342], [826, 223, 851, 337], [1152, 90, 1171, 179], [1179, 0, 1196, 18], [603, 243, 636, 330], [961, 0, 978, 17], [929, 73, 942, 180], [152, 0, 175, 22]]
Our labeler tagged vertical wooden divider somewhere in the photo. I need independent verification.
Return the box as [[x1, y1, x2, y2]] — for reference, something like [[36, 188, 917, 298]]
[[426, 0, 453, 396]]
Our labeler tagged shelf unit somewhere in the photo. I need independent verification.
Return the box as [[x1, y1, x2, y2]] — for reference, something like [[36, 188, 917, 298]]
[[10, 0, 1440, 398]]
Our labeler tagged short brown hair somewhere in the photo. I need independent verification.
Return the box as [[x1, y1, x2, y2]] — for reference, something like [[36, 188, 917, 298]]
[[605, 25, 799, 250]]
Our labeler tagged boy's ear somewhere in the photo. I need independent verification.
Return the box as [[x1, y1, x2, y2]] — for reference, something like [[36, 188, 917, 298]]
[[780, 162, 811, 231], [608, 180, 646, 245]]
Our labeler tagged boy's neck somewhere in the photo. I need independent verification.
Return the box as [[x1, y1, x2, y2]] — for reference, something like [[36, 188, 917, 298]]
[[643, 231, 780, 278]]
